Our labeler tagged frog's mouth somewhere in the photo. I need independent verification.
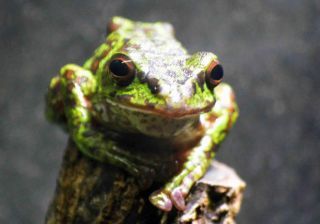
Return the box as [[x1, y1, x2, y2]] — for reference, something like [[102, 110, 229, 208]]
[[106, 98, 215, 118]]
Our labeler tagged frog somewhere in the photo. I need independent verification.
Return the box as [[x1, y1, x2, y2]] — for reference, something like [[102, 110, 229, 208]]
[[46, 16, 238, 212]]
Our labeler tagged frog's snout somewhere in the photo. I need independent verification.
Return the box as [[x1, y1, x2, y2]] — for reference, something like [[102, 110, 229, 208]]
[[149, 79, 215, 117]]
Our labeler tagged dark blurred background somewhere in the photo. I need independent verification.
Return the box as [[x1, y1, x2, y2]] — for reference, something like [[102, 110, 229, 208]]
[[1, 0, 320, 223]]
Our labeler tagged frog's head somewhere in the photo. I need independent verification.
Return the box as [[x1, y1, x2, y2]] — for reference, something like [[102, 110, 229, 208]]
[[96, 17, 223, 119]]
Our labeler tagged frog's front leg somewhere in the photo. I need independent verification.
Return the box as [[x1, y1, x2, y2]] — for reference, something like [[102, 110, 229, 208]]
[[47, 65, 155, 179], [149, 83, 238, 211]]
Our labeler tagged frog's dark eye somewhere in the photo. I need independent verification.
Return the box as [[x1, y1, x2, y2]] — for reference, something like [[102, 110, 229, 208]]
[[205, 61, 224, 89], [108, 55, 135, 86]]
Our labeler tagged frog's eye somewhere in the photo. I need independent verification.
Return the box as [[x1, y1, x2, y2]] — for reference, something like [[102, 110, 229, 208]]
[[205, 61, 224, 89], [108, 55, 136, 86]]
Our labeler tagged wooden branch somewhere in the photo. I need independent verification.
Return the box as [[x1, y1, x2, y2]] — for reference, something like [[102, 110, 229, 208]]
[[45, 140, 246, 224]]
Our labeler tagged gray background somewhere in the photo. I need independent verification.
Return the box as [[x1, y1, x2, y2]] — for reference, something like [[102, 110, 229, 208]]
[[1, 0, 319, 223]]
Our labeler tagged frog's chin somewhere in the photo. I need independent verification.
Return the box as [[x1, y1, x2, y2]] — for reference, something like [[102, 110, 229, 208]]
[[106, 99, 214, 118]]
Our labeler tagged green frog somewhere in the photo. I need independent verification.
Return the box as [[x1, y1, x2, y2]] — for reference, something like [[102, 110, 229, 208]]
[[46, 17, 238, 212]]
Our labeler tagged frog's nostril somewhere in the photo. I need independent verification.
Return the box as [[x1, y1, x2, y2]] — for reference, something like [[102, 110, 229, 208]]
[[147, 78, 161, 94]]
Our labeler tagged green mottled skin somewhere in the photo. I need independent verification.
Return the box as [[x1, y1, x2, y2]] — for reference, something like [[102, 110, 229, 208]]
[[46, 17, 238, 212]]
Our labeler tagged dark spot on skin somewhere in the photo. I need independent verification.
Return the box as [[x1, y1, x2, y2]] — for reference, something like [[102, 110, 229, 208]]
[[99, 50, 110, 59], [206, 112, 218, 123], [192, 82, 197, 95], [106, 21, 120, 35], [64, 70, 74, 80], [91, 59, 100, 73], [147, 78, 161, 94], [196, 72, 205, 91]]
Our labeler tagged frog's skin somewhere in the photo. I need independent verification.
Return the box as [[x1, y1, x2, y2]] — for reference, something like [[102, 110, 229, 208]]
[[46, 17, 238, 212]]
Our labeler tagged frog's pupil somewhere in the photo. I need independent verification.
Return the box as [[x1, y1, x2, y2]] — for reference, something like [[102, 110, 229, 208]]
[[210, 64, 223, 80], [110, 60, 129, 76]]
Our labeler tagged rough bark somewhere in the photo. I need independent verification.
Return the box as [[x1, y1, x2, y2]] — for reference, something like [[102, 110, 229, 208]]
[[45, 140, 246, 224]]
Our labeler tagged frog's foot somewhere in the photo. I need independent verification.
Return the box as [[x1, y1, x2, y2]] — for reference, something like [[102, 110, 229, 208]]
[[149, 164, 206, 211], [149, 190, 173, 212]]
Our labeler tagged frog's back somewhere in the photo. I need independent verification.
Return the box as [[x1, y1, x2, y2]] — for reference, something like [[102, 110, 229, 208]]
[[110, 16, 188, 57]]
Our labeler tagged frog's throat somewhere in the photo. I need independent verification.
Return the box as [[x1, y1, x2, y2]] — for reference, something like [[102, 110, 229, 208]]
[[106, 98, 214, 118]]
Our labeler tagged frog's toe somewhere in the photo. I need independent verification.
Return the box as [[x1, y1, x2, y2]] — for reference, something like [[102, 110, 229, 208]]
[[170, 168, 204, 210], [170, 187, 186, 211], [149, 190, 172, 212]]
